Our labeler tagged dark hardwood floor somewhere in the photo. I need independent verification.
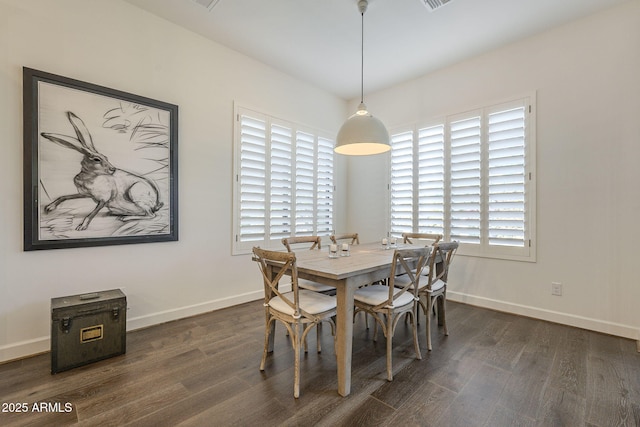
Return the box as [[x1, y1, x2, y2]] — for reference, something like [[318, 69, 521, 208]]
[[1, 300, 639, 426]]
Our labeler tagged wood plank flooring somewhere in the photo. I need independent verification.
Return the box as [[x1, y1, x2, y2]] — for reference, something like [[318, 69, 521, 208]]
[[1, 301, 638, 426]]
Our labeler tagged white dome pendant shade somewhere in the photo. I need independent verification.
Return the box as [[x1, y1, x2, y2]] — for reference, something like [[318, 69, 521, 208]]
[[335, 102, 390, 155], [335, 0, 390, 156]]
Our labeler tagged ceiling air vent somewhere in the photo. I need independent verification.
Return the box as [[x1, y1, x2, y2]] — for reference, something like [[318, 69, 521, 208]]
[[191, 0, 220, 11], [421, 0, 453, 12]]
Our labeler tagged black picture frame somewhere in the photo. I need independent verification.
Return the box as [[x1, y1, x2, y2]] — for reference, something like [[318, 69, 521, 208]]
[[23, 67, 178, 251]]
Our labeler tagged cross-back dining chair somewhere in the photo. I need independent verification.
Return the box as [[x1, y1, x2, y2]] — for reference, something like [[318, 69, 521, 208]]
[[396, 241, 458, 350], [252, 246, 337, 398], [281, 236, 336, 295], [281, 235, 321, 252], [401, 232, 443, 278], [353, 247, 429, 381], [281, 236, 335, 351], [330, 233, 360, 245], [402, 232, 442, 246]]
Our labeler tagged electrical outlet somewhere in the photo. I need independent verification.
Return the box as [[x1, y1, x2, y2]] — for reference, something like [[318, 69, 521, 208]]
[[551, 282, 562, 296]]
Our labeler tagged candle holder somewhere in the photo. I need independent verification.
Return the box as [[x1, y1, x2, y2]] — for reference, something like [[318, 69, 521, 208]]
[[382, 238, 390, 250], [329, 244, 339, 258], [340, 243, 350, 257]]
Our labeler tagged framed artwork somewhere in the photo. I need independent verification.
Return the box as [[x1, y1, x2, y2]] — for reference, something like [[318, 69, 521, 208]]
[[23, 67, 178, 251]]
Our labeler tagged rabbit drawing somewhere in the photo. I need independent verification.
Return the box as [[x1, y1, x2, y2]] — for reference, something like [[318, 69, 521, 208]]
[[41, 111, 164, 231]]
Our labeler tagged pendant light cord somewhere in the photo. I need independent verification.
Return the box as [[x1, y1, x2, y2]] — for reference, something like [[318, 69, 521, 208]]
[[360, 9, 364, 104]]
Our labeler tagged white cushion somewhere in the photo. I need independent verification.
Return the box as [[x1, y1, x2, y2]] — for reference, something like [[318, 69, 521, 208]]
[[269, 290, 336, 316], [397, 267, 431, 276], [430, 279, 446, 292], [393, 274, 417, 288], [394, 276, 446, 293], [354, 284, 415, 308], [393, 267, 430, 284], [298, 278, 336, 293]]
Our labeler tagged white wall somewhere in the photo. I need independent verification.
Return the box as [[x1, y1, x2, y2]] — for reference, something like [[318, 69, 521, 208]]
[[0, 0, 347, 362], [347, 1, 640, 340], [2, 0, 638, 364]]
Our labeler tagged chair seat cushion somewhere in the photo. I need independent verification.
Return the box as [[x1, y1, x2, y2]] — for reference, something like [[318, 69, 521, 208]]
[[394, 276, 446, 293], [298, 278, 336, 293], [429, 279, 446, 293], [269, 290, 336, 316], [354, 284, 415, 308], [398, 267, 431, 276]]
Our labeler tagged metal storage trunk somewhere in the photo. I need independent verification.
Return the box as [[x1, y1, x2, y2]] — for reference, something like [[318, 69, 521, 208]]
[[51, 289, 126, 374]]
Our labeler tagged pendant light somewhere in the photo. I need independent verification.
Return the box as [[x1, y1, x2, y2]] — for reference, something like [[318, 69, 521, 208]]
[[335, 0, 390, 156]]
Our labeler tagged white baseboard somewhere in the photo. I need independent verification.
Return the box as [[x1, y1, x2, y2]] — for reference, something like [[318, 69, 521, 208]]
[[0, 288, 271, 364], [125, 289, 265, 331], [0, 338, 50, 364], [2, 287, 635, 363], [448, 291, 640, 341]]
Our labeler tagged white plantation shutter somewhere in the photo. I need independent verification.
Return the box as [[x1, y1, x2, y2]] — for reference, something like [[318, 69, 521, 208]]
[[316, 137, 334, 234], [238, 114, 267, 243], [295, 131, 315, 235], [388, 94, 535, 261], [233, 106, 334, 253], [487, 103, 526, 247], [449, 115, 482, 244], [390, 131, 414, 238], [269, 123, 292, 239], [417, 125, 445, 235]]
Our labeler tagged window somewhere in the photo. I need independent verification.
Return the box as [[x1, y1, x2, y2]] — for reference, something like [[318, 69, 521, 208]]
[[233, 106, 335, 254], [389, 95, 536, 261]]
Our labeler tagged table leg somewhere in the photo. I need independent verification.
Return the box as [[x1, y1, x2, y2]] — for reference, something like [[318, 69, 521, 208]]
[[335, 282, 354, 396]]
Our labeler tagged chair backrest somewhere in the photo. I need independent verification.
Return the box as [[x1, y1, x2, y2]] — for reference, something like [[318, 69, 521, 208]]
[[419, 241, 459, 290], [281, 236, 321, 253], [252, 246, 304, 318], [436, 241, 459, 282], [330, 233, 359, 245], [402, 232, 443, 246], [382, 247, 431, 309]]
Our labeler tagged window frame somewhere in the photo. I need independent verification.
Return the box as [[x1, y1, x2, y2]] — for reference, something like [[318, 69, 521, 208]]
[[232, 104, 335, 255], [388, 94, 537, 262]]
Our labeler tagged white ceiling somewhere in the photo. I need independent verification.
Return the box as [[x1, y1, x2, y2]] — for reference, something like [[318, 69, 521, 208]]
[[125, 0, 628, 100]]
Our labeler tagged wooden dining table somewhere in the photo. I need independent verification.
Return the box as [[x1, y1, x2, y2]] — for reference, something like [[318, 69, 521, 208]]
[[267, 241, 431, 396]]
